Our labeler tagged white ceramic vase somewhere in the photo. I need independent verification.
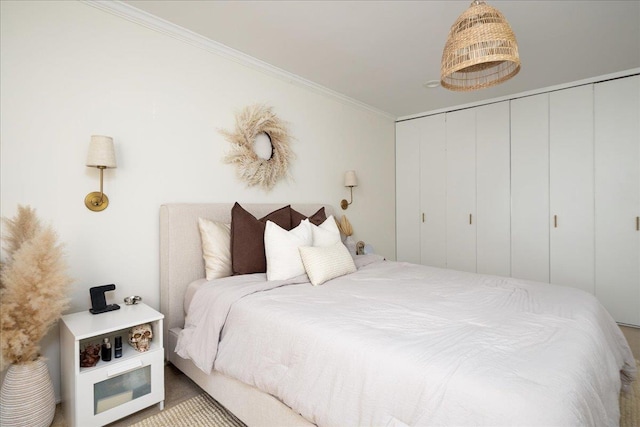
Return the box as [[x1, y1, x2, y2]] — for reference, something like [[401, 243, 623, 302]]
[[0, 357, 55, 427]]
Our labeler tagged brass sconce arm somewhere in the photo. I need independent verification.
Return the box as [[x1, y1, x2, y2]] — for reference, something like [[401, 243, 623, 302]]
[[85, 166, 109, 211], [341, 186, 354, 210]]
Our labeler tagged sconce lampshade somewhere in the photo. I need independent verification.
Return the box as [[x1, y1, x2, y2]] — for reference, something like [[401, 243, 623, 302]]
[[441, 0, 520, 92], [86, 135, 117, 168], [344, 170, 358, 187]]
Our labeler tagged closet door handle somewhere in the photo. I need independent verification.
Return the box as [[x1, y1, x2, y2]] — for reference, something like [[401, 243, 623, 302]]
[[469, 214, 472, 225], [554, 215, 558, 228], [422, 213, 425, 223], [636, 216, 639, 231]]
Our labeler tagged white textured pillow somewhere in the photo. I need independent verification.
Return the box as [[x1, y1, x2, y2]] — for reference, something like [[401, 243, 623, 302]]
[[265, 219, 312, 281], [311, 215, 341, 247], [299, 241, 357, 286], [198, 218, 232, 280]]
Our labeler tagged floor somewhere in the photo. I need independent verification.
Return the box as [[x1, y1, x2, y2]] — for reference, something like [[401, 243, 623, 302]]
[[621, 325, 640, 359]]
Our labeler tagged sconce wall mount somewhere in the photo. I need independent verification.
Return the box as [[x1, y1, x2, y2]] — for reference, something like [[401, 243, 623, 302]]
[[85, 135, 117, 212], [340, 170, 358, 210]]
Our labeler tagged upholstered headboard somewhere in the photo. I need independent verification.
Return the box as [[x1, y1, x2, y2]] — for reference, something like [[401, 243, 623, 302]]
[[159, 203, 334, 347]]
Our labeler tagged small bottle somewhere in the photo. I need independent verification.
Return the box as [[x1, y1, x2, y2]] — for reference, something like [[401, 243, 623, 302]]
[[101, 337, 112, 362], [114, 336, 123, 358]]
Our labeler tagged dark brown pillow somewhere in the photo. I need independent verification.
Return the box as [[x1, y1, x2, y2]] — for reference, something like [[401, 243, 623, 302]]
[[230, 203, 292, 275], [291, 207, 327, 227]]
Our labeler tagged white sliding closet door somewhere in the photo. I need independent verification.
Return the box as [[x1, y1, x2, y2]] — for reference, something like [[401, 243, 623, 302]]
[[396, 119, 421, 264], [419, 114, 447, 268], [511, 94, 550, 283], [549, 85, 595, 293], [476, 102, 511, 276], [446, 108, 476, 272], [595, 75, 640, 326]]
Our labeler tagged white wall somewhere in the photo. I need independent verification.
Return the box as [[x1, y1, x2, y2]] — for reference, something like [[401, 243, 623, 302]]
[[0, 1, 396, 400]]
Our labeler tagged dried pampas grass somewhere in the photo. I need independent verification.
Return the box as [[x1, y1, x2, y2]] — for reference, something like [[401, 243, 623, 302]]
[[221, 104, 293, 191], [337, 215, 353, 237], [1, 205, 41, 265], [0, 206, 72, 369]]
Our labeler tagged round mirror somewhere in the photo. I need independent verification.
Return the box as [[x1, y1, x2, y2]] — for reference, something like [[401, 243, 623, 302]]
[[253, 132, 273, 160]]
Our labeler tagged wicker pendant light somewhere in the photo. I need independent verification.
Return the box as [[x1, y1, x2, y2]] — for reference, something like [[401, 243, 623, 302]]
[[441, 0, 520, 92]]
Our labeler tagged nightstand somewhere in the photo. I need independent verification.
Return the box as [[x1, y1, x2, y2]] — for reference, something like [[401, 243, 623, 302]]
[[60, 303, 164, 427]]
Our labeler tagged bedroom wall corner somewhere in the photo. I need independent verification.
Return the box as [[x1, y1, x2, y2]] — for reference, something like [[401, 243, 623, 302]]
[[0, 0, 396, 401]]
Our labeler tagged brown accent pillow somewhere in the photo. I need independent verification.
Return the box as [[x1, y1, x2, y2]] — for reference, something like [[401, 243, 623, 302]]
[[291, 207, 327, 227], [230, 203, 292, 275]]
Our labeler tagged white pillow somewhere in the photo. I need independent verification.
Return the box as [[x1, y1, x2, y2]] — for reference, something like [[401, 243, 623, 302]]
[[265, 219, 312, 281], [198, 218, 232, 280], [299, 241, 357, 286], [311, 215, 341, 247]]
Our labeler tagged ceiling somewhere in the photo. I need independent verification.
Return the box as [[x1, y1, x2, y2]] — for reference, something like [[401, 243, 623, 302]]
[[123, 1, 640, 118]]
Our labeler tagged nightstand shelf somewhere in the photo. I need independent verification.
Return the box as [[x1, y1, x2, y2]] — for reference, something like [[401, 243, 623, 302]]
[[60, 303, 164, 426]]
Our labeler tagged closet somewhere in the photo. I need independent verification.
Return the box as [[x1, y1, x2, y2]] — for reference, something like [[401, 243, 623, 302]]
[[396, 118, 422, 265], [511, 93, 549, 283], [419, 114, 447, 268], [396, 74, 640, 326], [594, 76, 640, 326], [395, 102, 510, 276], [511, 85, 595, 290], [475, 102, 510, 276], [549, 85, 595, 294], [445, 103, 511, 274], [445, 108, 477, 273], [396, 113, 447, 267]]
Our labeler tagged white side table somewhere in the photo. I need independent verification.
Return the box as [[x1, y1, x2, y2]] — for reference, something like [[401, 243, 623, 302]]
[[60, 303, 164, 426]]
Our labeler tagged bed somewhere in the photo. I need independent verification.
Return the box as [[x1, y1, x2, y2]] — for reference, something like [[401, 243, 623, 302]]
[[160, 203, 636, 426]]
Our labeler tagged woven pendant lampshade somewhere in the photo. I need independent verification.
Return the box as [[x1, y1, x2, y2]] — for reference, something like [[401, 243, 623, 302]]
[[441, 0, 520, 92]]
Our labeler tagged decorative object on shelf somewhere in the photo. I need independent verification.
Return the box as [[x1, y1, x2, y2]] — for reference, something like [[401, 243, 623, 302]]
[[80, 343, 101, 368], [128, 323, 153, 352], [340, 170, 358, 210], [85, 135, 117, 212], [101, 337, 112, 362], [0, 205, 72, 427], [220, 104, 293, 191], [337, 215, 357, 255], [441, 0, 520, 92], [114, 336, 123, 358], [336, 215, 353, 237], [124, 295, 142, 305], [89, 284, 120, 314]]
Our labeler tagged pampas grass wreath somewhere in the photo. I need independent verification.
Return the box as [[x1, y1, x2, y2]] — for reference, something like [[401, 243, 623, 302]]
[[220, 104, 293, 191]]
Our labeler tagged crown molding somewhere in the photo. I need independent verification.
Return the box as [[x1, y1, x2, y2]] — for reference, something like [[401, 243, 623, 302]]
[[83, 0, 396, 120], [397, 68, 640, 122]]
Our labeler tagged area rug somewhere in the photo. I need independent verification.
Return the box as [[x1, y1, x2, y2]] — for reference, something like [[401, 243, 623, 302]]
[[620, 359, 640, 427], [130, 393, 245, 427], [132, 362, 640, 427]]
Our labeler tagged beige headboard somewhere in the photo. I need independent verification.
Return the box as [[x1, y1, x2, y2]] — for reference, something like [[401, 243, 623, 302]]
[[159, 203, 334, 346]]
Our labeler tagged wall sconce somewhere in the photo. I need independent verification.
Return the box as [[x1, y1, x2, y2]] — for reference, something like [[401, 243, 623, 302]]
[[340, 170, 358, 210], [85, 135, 117, 212]]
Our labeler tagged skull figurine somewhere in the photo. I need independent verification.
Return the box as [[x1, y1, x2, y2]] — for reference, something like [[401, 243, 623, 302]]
[[128, 323, 153, 352]]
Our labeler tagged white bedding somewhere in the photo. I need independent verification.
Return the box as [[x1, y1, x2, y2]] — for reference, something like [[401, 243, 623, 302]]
[[176, 256, 636, 427]]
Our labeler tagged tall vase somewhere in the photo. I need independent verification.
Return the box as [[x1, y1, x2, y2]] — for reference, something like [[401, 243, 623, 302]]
[[0, 357, 55, 427]]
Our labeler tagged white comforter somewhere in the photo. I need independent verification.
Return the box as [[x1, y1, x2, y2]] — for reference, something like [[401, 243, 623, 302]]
[[176, 256, 636, 427]]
